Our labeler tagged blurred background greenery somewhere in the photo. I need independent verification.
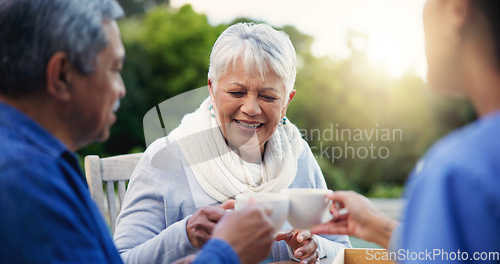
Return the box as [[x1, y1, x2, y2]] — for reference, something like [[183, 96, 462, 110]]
[[78, 2, 476, 198]]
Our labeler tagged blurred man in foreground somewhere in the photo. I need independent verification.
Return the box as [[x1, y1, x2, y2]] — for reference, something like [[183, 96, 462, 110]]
[[0, 0, 274, 263]]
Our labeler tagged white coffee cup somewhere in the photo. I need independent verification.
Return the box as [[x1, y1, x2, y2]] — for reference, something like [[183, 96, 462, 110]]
[[280, 188, 332, 229], [235, 192, 290, 232]]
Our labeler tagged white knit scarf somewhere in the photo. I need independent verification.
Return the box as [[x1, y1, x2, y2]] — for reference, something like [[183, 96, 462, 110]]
[[170, 98, 304, 202]]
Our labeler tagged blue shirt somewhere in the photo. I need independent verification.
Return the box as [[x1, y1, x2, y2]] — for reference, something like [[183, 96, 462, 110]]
[[193, 239, 240, 264], [0, 102, 123, 263], [400, 111, 500, 263], [0, 102, 238, 264]]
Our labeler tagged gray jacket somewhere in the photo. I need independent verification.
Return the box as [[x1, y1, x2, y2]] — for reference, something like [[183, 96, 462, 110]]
[[114, 137, 351, 263]]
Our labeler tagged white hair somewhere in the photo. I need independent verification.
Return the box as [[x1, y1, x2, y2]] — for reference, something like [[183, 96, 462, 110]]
[[208, 23, 297, 96], [0, 0, 124, 96]]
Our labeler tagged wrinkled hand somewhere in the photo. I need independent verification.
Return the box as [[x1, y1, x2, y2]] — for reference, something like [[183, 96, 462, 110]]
[[275, 229, 319, 264], [186, 200, 235, 248], [212, 199, 275, 264], [310, 191, 398, 249]]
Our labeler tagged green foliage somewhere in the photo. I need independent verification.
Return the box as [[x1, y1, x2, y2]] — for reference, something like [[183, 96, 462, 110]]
[[78, 6, 476, 197], [117, 0, 169, 17], [288, 31, 475, 196], [367, 183, 405, 198], [79, 4, 224, 157]]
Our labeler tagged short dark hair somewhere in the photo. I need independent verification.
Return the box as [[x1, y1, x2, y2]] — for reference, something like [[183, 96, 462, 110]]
[[0, 0, 124, 97], [471, 0, 500, 68]]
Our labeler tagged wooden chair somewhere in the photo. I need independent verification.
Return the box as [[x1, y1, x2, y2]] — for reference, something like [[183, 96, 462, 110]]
[[84, 153, 142, 233]]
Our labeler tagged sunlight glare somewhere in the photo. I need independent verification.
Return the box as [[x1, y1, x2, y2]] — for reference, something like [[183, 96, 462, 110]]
[[367, 32, 408, 78], [170, 0, 428, 79]]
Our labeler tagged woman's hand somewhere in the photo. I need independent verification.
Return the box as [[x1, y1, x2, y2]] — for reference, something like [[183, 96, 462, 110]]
[[186, 200, 235, 248], [275, 229, 319, 264]]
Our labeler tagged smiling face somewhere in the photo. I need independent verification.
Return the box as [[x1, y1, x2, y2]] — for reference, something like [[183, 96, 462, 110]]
[[209, 58, 295, 154], [68, 20, 126, 148]]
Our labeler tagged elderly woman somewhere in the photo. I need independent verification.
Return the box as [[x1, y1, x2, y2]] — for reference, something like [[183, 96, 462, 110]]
[[114, 22, 351, 263]]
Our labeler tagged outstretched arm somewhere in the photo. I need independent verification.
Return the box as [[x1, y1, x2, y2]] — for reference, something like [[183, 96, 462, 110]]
[[311, 191, 399, 249]]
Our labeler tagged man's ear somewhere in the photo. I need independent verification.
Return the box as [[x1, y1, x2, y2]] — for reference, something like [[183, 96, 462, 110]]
[[46, 51, 72, 101], [445, 0, 471, 33]]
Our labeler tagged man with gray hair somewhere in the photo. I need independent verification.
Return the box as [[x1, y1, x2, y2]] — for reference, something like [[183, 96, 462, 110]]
[[0, 0, 275, 263]]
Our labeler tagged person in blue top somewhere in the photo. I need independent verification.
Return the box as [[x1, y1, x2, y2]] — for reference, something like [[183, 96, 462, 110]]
[[312, 0, 500, 263], [0, 0, 275, 263]]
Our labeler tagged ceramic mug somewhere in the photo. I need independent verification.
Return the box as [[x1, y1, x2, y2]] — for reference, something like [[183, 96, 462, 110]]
[[235, 192, 290, 232], [280, 188, 332, 229]]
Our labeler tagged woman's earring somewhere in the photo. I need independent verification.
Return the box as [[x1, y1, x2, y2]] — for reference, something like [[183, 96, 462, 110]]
[[208, 104, 215, 118], [280, 117, 287, 126]]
